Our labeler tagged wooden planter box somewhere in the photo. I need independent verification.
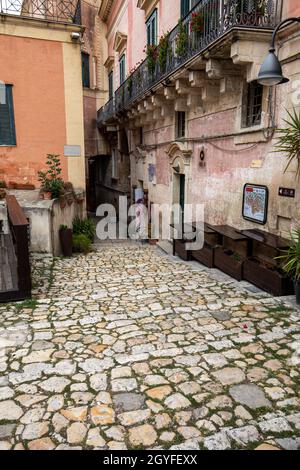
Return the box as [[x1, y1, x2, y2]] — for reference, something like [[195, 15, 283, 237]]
[[214, 247, 244, 281], [243, 258, 295, 297], [192, 243, 214, 268], [174, 239, 191, 261]]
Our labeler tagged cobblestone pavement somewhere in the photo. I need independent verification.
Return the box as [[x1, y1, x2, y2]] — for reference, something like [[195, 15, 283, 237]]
[[0, 243, 300, 450]]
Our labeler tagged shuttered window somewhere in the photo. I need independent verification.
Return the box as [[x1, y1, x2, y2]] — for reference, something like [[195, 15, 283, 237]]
[[119, 54, 126, 85], [0, 85, 16, 146], [146, 9, 158, 46], [81, 52, 90, 88], [181, 0, 199, 18], [108, 71, 114, 100]]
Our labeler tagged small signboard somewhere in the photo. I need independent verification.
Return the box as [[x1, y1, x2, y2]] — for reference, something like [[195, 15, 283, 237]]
[[278, 187, 295, 198], [242, 184, 269, 225], [64, 145, 81, 157]]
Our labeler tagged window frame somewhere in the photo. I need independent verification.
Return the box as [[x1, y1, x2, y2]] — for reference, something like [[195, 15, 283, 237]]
[[111, 148, 119, 180], [0, 84, 16, 147], [242, 81, 264, 129], [175, 111, 186, 139], [81, 52, 90, 89], [119, 54, 126, 85], [146, 8, 158, 46], [108, 71, 114, 100]]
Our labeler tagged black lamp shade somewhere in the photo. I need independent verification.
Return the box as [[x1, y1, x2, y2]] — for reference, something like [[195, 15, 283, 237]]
[[258, 50, 289, 86]]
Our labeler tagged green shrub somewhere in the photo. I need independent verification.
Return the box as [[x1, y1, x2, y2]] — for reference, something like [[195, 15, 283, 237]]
[[73, 234, 92, 254], [73, 217, 95, 242]]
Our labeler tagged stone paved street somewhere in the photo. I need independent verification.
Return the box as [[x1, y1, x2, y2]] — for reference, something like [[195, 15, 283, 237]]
[[0, 243, 300, 450]]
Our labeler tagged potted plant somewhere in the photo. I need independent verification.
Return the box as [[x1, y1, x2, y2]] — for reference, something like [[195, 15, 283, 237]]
[[158, 32, 171, 73], [276, 109, 300, 179], [145, 44, 158, 74], [175, 20, 188, 58], [59, 225, 73, 257], [235, 0, 267, 25], [38, 154, 64, 200], [0, 181, 6, 200], [277, 228, 300, 305], [191, 11, 205, 35]]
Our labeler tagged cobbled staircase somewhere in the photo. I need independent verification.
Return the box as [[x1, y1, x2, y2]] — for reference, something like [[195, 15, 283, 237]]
[[0, 233, 18, 294]]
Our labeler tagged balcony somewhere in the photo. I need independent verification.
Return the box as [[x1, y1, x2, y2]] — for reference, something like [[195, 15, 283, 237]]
[[0, 0, 81, 24], [98, 0, 279, 126]]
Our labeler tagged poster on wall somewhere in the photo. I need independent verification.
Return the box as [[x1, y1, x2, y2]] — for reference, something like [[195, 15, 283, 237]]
[[242, 184, 269, 225], [148, 164, 156, 185]]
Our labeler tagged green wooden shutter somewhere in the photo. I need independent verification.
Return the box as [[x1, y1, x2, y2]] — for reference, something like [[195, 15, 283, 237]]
[[0, 85, 16, 146], [81, 53, 90, 88], [181, 0, 190, 18]]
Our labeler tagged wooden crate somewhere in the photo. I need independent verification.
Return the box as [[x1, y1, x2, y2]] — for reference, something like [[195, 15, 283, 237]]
[[214, 247, 244, 281]]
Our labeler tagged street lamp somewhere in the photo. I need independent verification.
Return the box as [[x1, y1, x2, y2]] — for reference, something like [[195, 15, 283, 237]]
[[258, 17, 300, 86]]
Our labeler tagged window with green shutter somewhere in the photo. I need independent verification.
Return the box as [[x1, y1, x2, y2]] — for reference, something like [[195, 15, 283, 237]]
[[108, 71, 114, 100], [81, 52, 90, 88], [119, 54, 126, 85], [181, 0, 199, 18], [146, 9, 158, 46], [0, 85, 16, 146]]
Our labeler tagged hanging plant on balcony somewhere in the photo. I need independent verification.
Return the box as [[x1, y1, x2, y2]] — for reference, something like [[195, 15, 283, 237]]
[[275, 109, 300, 179], [127, 76, 133, 97], [191, 11, 205, 34], [235, 0, 267, 24], [175, 20, 188, 57], [158, 32, 171, 72], [145, 45, 158, 74]]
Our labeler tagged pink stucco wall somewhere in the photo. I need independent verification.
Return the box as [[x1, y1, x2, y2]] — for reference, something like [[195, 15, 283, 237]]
[[106, 0, 181, 89]]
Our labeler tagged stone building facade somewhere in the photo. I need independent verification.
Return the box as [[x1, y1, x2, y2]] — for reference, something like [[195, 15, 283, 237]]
[[97, 0, 300, 242], [0, 2, 86, 190]]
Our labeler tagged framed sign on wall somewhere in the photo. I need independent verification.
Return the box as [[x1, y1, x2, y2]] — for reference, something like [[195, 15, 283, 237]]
[[242, 184, 269, 225]]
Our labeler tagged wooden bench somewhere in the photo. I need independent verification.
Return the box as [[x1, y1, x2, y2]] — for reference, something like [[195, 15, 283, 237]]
[[213, 225, 248, 281], [242, 229, 294, 296]]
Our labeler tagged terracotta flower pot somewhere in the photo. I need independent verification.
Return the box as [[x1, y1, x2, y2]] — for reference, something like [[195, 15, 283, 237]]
[[43, 191, 52, 200]]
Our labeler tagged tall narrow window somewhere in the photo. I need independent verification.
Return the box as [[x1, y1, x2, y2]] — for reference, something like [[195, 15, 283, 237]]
[[244, 81, 263, 128], [81, 52, 90, 88], [0, 85, 16, 146], [176, 111, 186, 139], [119, 54, 126, 85], [111, 149, 118, 179], [181, 0, 198, 18], [146, 9, 158, 46], [181, 0, 190, 18], [108, 71, 114, 100]]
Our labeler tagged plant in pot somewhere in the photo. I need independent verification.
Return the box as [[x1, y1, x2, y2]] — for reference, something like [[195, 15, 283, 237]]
[[191, 11, 205, 35], [158, 32, 171, 73], [175, 20, 188, 58], [59, 225, 73, 257], [38, 154, 64, 200], [277, 228, 300, 306], [145, 44, 158, 75], [235, 0, 267, 25], [0, 180, 6, 200]]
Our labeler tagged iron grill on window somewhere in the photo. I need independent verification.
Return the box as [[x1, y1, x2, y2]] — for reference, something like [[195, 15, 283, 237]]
[[245, 82, 263, 128], [176, 112, 186, 139]]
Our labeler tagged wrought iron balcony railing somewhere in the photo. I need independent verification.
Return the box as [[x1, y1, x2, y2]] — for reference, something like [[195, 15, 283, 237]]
[[0, 0, 81, 24], [98, 0, 279, 125]]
